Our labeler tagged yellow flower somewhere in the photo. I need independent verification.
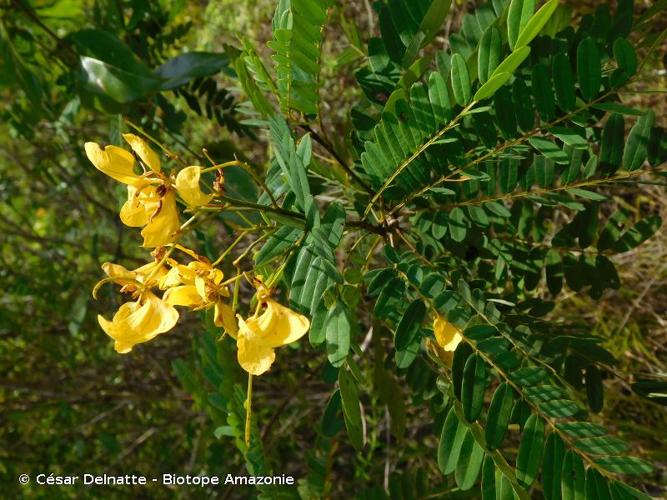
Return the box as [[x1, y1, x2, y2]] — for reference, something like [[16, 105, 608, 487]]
[[85, 135, 180, 247], [122, 133, 161, 173], [176, 166, 214, 207], [119, 184, 180, 247], [162, 260, 236, 334], [119, 182, 161, 227], [433, 315, 463, 351], [84, 133, 161, 184], [98, 291, 178, 353], [236, 294, 310, 376], [96, 259, 178, 353], [140, 190, 181, 248], [101, 259, 168, 285], [84, 142, 142, 185]]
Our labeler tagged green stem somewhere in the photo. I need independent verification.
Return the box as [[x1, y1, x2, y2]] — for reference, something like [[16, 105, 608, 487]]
[[204, 197, 306, 224], [414, 165, 667, 213], [245, 374, 253, 447], [364, 100, 477, 217]]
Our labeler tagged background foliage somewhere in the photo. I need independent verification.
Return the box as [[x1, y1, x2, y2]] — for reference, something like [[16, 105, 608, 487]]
[[1, 0, 666, 498]]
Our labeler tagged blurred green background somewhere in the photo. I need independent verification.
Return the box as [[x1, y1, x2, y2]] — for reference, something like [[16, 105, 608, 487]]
[[1, 0, 665, 497]]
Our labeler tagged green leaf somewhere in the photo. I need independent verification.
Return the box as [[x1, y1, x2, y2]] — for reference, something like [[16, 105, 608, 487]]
[[255, 226, 302, 267], [269, 0, 333, 114], [576, 436, 629, 455], [326, 300, 351, 367], [513, 77, 535, 131], [491, 46, 531, 80], [468, 205, 490, 227], [531, 62, 555, 121], [321, 390, 344, 437], [452, 342, 474, 400], [474, 71, 512, 102], [512, 366, 549, 386], [462, 354, 487, 422], [583, 155, 599, 179], [448, 207, 468, 241], [593, 102, 645, 116], [478, 26, 502, 84], [455, 430, 485, 490], [545, 249, 564, 293], [529, 137, 569, 164], [543, 433, 565, 500], [516, 414, 545, 487], [451, 53, 471, 106], [550, 126, 588, 149], [156, 52, 230, 90], [375, 367, 407, 440], [481, 455, 497, 500], [289, 248, 335, 315], [552, 53, 576, 111], [375, 278, 406, 319], [394, 299, 426, 351], [577, 37, 601, 101], [612, 215, 662, 252], [78, 56, 163, 104], [271, 117, 317, 220], [560, 148, 585, 186], [367, 268, 396, 297], [69, 29, 153, 77], [507, 0, 535, 50], [567, 188, 607, 201], [514, 0, 559, 49], [485, 383, 514, 449], [561, 450, 586, 500], [557, 421, 607, 439], [632, 379, 667, 406], [611, 482, 653, 500], [438, 407, 467, 475], [585, 365, 604, 413], [595, 456, 653, 476], [339, 367, 364, 450], [494, 86, 518, 138], [420, 0, 453, 46], [600, 113, 625, 172], [380, 0, 451, 68], [623, 111, 655, 170], [611, 37, 637, 86], [586, 469, 612, 500]]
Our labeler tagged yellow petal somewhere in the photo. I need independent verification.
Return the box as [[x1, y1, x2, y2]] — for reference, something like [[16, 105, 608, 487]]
[[214, 301, 238, 337], [133, 260, 167, 283], [237, 316, 276, 375], [84, 142, 141, 185], [120, 187, 150, 227], [122, 133, 161, 173], [176, 166, 214, 207], [255, 299, 309, 348], [141, 191, 180, 248], [163, 285, 203, 307], [98, 293, 178, 353], [177, 264, 197, 283], [209, 268, 224, 285], [120, 184, 162, 227], [194, 275, 209, 300], [159, 266, 184, 289], [433, 315, 463, 352], [101, 262, 135, 279]]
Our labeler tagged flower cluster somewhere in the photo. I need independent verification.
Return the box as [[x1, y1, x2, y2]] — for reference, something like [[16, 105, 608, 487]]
[[86, 135, 309, 375], [85, 133, 213, 247]]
